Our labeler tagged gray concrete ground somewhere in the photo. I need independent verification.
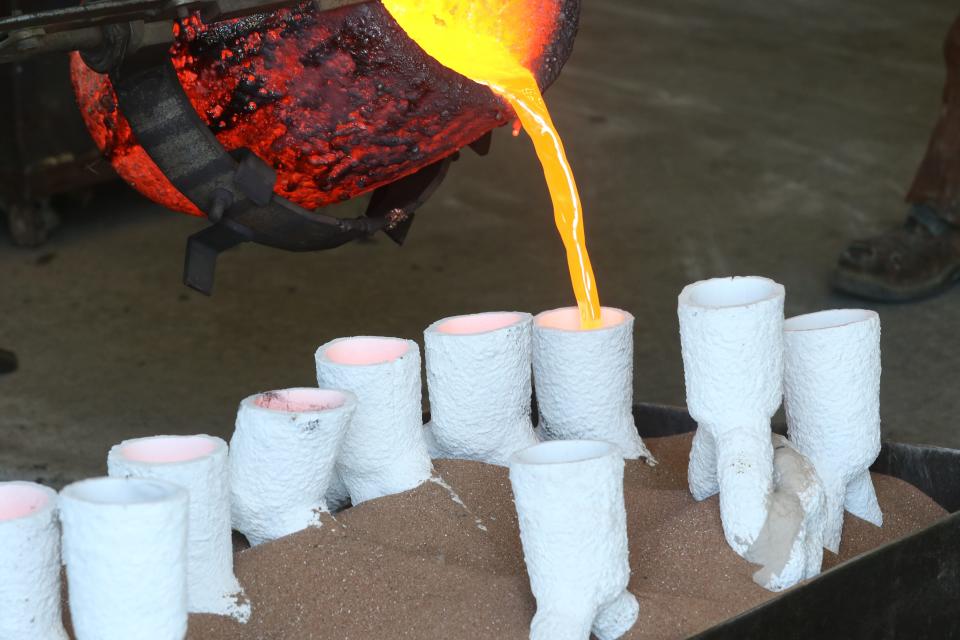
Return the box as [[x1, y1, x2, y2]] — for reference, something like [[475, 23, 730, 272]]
[[2, 0, 959, 486]]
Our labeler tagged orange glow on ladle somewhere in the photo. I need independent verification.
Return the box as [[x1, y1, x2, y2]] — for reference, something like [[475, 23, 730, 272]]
[[382, 0, 602, 329]]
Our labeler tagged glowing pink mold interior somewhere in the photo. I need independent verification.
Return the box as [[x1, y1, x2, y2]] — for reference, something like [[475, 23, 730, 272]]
[[121, 435, 219, 464], [324, 337, 409, 365], [536, 307, 626, 331], [255, 388, 347, 413], [437, 312, 525, 335], [0, 483, 51, 521]]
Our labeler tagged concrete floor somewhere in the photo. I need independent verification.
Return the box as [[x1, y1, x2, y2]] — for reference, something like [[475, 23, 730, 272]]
[[2, 0, 959, 486]]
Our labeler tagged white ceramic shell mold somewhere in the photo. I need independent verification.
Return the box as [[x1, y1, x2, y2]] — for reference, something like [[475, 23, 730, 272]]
[[531, 307, 655, 464], [510, 440, 639, 640], [424, 311, 539, 466], [746, 435, 826, 592], [59, 477, 189, 640], [678, 276, 784, 555], [230, 388, 355, 545], [315, 337, 433, 505], [0, 482, 69, 640], [784, 309, 883, 553], [107, 434, 249, 621]]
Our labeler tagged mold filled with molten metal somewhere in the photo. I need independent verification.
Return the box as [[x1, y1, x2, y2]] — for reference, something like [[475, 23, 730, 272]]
[[379, 0, 603, 328]]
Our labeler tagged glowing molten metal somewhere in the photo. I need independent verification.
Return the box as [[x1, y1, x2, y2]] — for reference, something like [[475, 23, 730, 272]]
[[381, 0, 601, 328]]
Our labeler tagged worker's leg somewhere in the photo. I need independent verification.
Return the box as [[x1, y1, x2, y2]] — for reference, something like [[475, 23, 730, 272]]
[[833, 15, 960, 301], [907, 15, 960, 217]]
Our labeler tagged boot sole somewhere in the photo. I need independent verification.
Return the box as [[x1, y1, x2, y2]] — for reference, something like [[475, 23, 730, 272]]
[[831, 264, 960, 303]]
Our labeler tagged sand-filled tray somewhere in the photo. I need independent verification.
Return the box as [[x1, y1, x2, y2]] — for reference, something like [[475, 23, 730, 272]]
[[176, 405, 960, 640]]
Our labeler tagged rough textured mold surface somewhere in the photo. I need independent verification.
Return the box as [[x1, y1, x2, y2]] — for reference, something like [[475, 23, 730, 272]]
[[745, 434, 825, 592], [69, 0, 580, 215], [424, 312, 538, 466], [784, 309, 883, 553], [510, 440, 638, 640], [107, 435, 249, 621], [531, 307, 654, 463], [0, 482, 68, 640], [315, 337, 432, 504], [229, 388, 355, 545], [59, 477, 188, 640], [678, 276, 784, 555]]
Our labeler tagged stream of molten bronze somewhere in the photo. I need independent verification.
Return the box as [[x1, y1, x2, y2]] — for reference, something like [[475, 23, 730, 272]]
[[382, 0, 601, 328]]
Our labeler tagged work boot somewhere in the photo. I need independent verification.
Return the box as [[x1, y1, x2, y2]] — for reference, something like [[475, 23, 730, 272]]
[[832, 204, 960, 301]]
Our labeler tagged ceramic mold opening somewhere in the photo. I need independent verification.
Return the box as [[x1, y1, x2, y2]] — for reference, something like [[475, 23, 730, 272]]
[[62, 476, 181, 505], [535, 306, 626, 331], [436, 311, 527, 335], [784, 308, 877, 332], [0, 482, 52, 521], [255, 388, 348, 413], [120, 435, 219, 464], [324, 337, 410, 366], [513, 440, 616, 466], [684, 276, 782, 309]]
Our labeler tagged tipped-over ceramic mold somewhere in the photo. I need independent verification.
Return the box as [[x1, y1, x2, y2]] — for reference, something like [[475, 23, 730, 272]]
[[531, 307, 655, 463], [0, 482, 69, 640], [678, 276, 785, 555], [107, 435, 249, 621], [423, 311, 539, 465], [60, 477, 188, 640], [230, 388, 355, 545], [510, 440, 639, 640], [315, 337, 433, 505], [746, 434, 826, 592], [784, 309, 883, 553]]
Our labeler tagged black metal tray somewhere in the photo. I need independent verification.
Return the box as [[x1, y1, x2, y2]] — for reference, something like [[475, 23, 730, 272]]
[[631, 403, 960, 639]]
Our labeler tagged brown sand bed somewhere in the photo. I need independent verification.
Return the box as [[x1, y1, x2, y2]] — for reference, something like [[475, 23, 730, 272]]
[[185, 433, 946, 639]]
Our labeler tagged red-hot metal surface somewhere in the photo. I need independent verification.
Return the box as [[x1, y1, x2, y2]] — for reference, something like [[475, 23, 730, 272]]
[[70, 0, 573, 216]]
